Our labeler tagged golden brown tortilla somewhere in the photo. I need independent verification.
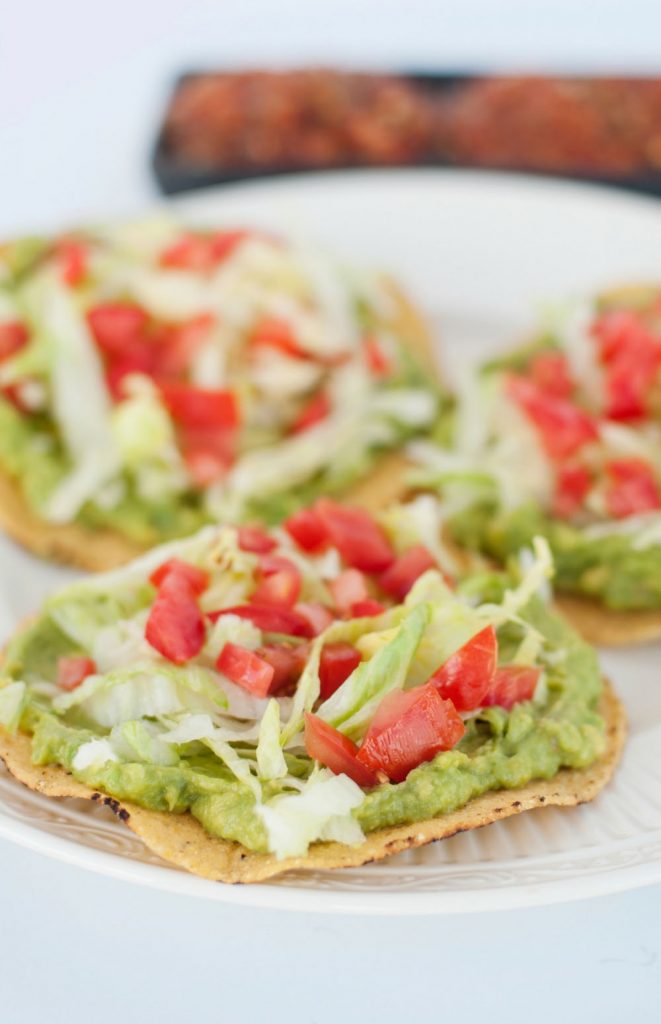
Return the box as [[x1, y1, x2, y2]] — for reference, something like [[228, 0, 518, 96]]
[[0, 281, 438, 571], [554, 596, 661, 647], [0, 682, 625, 883]]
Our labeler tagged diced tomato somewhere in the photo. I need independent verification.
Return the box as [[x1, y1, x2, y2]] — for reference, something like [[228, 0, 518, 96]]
[[207, 229, 251, 262], [217, 642, 274, 697], [295, 602, 335, 636], [329, 568, 369, 614], [604, 458, 661, 518], [183, 445, 233, 486], [251, 555, 302, 608], [553, 463, 592, 519], [350, 598, 387, 617], [319, 643, 362, 701], [591, 309, 656, 364], [591, 310, 661, 421], [283, 507, 328, 552], [105, 351, 156, 400], [236, 525, 277, 554], [528, 351, 574, 399], [356, 684, 465, 783], [428, 625, 497, 711], [363, 335, 392, 378], [159, 382, 239, 430], [87, 304, 150, 358], [55, 240, 87, 286], [258, 642, 309, 694], [507, 374, 599, 460], [604, 349, 659, 421], [149, 557, 209, 595], [56, 655, 97, 691], [250, 317, 309, 360], [160, 230, 249, 271], [145, 573, 205, 664], [152, 313, 216, 380], [159, 234, 213, 271], [314, 499, 395, 573], [0, 321, 29, 362], [209, 604, 314, 638], [180, 424, 236, 486], [378, 545, 437, 601], [482, 665, 540, 709], [290, 392, 331, 434], [304, 713, 378, 788]]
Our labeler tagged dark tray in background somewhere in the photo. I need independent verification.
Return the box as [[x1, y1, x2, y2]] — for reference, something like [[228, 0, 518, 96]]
[[151, 71, 661, 198]]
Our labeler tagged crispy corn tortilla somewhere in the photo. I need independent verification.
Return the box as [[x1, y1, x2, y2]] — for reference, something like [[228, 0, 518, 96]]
[[554, 596, 661, 647], [0, 682, 624, 883], [0, 280, 439, 571]]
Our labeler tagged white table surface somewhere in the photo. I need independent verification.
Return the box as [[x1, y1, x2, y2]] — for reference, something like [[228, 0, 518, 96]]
[[2, 3, 661, 1019]]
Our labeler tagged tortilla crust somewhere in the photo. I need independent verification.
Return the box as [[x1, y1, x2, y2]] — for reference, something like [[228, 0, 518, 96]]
[[0, 280, 439, 571], [0, 682, 625, 883], [554, 595, 661, 647]]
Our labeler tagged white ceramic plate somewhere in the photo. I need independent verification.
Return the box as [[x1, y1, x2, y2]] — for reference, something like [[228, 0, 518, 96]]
[[1, 169, 661, 915]]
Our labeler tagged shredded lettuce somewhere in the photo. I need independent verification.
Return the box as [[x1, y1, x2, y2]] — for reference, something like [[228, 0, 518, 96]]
[[0, 681, 26, 733], [318, 603, 430, 741], [53, 663, 227, 726], [256, 700, 287, 780], [110, 720, 179, 766], [72, 738, 118, 771], [257, 769, 364, 859]]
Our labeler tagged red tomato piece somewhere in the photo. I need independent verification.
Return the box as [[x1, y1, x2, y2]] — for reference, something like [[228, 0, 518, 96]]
[[363, 335, 392, 377], [283, 507, 328, 552], [314, 499, 395, 573], [319, 643, 362, 701], [0, 321, 29, 362], [56, 240, 87, 286], [182, 444, 233, 487], [507, 374, 598, 460], [159, 233, 215, 271], [208, 229, 251, 262], [251, 556, 302, 608], [87, 304, 150, 358], [591, 309, 656, 364], [294, 602, 335, 636], [604, 349, 659, 422], [378, 545, 437, 601], [159, 382, 239, 430], [258, 642, 309, 694], [145, 573, 205, 664], [290, 392, 331, 434], [329, 568, 369, 614], [350, 598, 387, 617], [428, 625, 498, 711], [250, 317, 309, 360], [236, 525, 277, 554], [528, 351, 574, 399], [482, 665, 540, 709], [149, 557, 209, 595], [152, 313, 215, 380], [209, 604, 314, 638], [356, 683, 465, 783], [56, 655, 97, 691], [304, 713, 378, 788], [604, 458, 661, 518], [553, 463, 592, 519], [217, 642, 275, 697]]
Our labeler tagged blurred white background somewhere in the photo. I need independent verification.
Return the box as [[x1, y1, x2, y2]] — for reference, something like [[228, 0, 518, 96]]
[[2, 2, 661, 1021]]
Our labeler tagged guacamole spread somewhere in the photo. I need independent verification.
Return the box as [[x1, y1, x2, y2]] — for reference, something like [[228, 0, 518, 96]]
[[0, 499, 605, 858]]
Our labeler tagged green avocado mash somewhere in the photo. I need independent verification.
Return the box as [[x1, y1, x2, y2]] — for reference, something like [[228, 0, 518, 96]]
[[3, 586, 605, 854]]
